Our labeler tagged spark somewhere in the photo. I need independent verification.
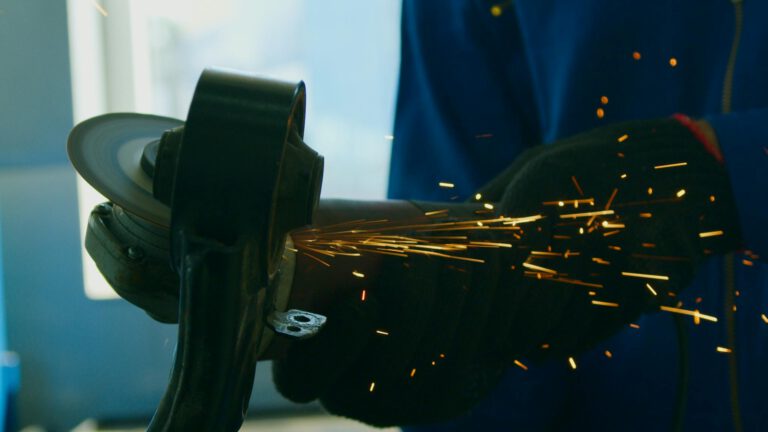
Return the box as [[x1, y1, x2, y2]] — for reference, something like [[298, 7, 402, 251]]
[[592, 300, 620, 308], [568, 357, 577, 370], [530, 251, 562, 257], [604, 350, 613, 358], [617, 134, 629, 143], [639, 212, 653, 218], [571, 176, 585, 196], [484, 203, 494, 210], [676, 189, 686, 198], [654, 162, 688, 170], [600, 96, 609, 105], [761, 314, 768, 324], [376, 330, 390, 336], [438, 182, 455, 189], [629, 323, 640, 329], [490, 2, 508, 16], [425, 209, 449, 216], [410, 368, 417, 378], [543, 277, 603, 288], [523, 262, 558, 275], [369, 382, 376, 392], [699, 230, 724, 238], [647, 187, 654, 196], [620, 173, 628, 179], [475, 193, 482, 201], [543, 198, 594, 206], [91, 0, 108, 16], [632, 51, 642, 60], [541, 343, 550, 349], [361, 290, 367, 301], [605, 188, 619, 209], [621, 271, 669, 281], [709, 195, 716, 202], [669, 57, 678, 67], [742, 259, 753, 267], [645, 283, 658, 296], [602, 222, 626, 229], [514, 359, 528, 371], [660, 305, 718, 323], [502, 214, 544, 225], [596, 108, 605, 119], [290, 212, 538, 275], [560, 209, 614, 219], [716, 346, 732, 354], [471, 241, 512, 248], [303, 252, 331, 267], [631, 253, 689, 262]]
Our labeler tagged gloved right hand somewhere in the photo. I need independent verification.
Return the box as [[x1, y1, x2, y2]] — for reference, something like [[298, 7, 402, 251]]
[[489, 117, 742, 359]]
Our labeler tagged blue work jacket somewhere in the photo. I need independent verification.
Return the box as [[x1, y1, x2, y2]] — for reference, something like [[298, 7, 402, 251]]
[[390, 1, 767, 430]]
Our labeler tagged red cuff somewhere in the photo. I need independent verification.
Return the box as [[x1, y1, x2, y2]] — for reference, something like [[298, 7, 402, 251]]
[[672, 113, 724, 163]]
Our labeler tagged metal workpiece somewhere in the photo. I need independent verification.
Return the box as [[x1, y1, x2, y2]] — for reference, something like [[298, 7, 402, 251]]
[[267, 309, 328, 339], [68, 68, 326, 431]]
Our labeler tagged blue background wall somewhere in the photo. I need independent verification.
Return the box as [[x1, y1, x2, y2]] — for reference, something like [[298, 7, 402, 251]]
[[0, 1, 286, 430], [1, 1, 174, 430]]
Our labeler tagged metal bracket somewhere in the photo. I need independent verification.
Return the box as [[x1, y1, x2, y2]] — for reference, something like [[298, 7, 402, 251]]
[[267, 309, 327, 339]]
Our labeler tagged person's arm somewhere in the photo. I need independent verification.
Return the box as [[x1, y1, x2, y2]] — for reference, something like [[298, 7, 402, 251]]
[[271, 118, 742, 427]]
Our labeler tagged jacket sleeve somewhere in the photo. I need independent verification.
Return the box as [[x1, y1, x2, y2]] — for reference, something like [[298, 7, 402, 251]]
[[706, 107, 768, 256], [389, 0, 540, 201]]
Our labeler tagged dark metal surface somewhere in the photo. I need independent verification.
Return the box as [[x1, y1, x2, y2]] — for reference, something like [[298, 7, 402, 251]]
[[85, 202, 179, 323], [70, 68, 325, 431], [267, 309, 327, 339], [145, 69, 322, 431]]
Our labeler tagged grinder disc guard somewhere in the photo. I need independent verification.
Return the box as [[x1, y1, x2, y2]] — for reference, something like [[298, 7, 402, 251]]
[[68, 113, 182, 226]]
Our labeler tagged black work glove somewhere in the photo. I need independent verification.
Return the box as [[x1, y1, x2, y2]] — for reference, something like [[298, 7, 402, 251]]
[[273, 118, 741, 427], [489, 118, 741, 360]]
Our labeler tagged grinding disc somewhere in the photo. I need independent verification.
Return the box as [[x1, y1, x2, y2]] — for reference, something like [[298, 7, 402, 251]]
[[68, 113, 183, 227]]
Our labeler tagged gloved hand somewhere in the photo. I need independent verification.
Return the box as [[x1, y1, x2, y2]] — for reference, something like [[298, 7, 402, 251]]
[[272, 117, 741, 427], [489, 117, 742, 360]]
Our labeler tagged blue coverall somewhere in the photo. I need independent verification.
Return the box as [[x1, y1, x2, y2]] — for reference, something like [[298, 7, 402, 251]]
[[390, 1, 768, 430]]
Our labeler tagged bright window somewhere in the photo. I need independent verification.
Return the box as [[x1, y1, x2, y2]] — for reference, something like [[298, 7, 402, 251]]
[[68, 0, 402, 299]]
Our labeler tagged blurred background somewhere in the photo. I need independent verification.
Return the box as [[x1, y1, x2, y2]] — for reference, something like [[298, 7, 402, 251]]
[[0, 0, 401, 430]]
